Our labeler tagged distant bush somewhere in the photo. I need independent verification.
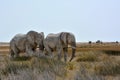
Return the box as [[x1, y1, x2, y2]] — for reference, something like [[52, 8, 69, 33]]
[[116, 41, 119, 43], [88, 41, 92, 44], [96, 40, 102, 44]]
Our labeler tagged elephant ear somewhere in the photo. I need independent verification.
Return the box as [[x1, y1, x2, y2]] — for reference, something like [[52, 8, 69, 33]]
[[60, 32, 69, 44]]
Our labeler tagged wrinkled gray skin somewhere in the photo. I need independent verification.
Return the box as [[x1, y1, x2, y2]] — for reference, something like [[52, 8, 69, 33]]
[[9, 31, 44, 59], [44, 32, 76, 62]]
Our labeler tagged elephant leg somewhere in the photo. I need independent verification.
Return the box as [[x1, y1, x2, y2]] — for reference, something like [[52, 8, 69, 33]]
[[63, 47, 68, 62], [45, 45, 53, 58], [32, 48, 39, 56], [57, 46, 62, 61], [14, 50, 19, 58], [14, 52, 19, 58], [9, 49, 15, 59], [26, 49, 34, 57], [39, 45, 44, 54], [13, 48, 19, 58], [25, 45, 34, 57]]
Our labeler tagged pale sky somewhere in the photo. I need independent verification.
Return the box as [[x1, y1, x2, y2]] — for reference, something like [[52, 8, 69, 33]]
[[0, 0, 120, 42]]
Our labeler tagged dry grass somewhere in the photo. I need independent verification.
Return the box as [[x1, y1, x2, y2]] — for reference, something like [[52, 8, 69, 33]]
[[0, 56, 67, 80], [0, 42, 120, 80], [0, 51, 120, 80], [76, 51, 99, 62], [94, 58, 120, 76]]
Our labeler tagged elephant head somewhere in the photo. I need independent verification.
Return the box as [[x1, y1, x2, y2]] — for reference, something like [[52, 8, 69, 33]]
[[26, 31, 38, 48], [60, 32, 76, 62], [26, 31, 44, 53]]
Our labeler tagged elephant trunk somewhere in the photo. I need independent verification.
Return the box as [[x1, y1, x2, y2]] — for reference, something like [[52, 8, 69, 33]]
[[69, 42, 76, 62], [39, 43, 44, 51]]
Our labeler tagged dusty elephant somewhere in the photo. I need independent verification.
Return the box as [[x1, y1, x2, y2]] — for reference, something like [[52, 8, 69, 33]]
[[9, 30, 44, 59], [44, 32, 76, 62]]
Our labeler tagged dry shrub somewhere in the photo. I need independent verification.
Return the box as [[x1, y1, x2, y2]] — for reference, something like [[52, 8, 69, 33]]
[[5, 69, 56, 80], [76, 51, 99, 62], [74, 63, 105, 80], [94, 59, 120, 76], [104, 50, 120, 55], [74, 60, 120, 80], [1, 59, 30, 75], [30, 57, 67, 77], [0, 56, 67, 80], [66, 62, 76, 70], [11, 56, 31, 61]]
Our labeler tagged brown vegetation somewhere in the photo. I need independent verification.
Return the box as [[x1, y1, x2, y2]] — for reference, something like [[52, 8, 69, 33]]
[[0, 42, 120, 80]]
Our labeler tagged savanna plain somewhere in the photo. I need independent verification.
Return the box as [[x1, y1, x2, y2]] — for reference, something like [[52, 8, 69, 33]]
[[0, 42, 120, 80]]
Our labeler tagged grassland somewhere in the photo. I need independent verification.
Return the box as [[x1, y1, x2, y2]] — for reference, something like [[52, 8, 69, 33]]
[[0, 42, 120, 80]]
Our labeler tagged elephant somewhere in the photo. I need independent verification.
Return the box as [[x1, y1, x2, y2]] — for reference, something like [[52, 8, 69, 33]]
[[9, 30, 44, 59], [44, 32, 76, 62]]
